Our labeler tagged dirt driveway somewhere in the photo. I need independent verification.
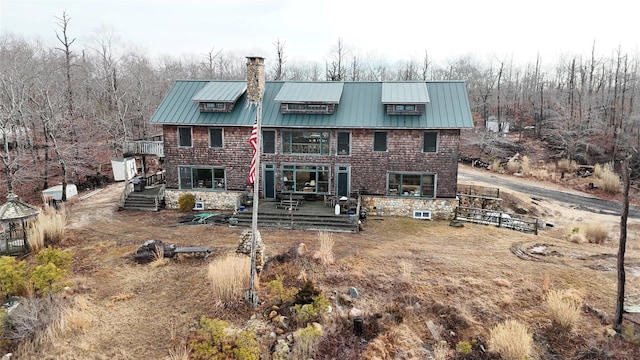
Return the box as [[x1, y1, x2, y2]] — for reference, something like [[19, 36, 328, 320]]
[[459, 165, 637, 218]]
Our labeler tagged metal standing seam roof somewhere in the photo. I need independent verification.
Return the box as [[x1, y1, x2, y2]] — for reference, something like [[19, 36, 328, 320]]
[[381, 82, 430, 104], [191, 81, 247, 102], [273, 82, 344, 103], [150, 80, 474, 129]]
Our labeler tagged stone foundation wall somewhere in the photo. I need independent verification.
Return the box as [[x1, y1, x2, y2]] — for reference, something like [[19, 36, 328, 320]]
[[165, 189, 244, 211], [361, 196, 458, 220]]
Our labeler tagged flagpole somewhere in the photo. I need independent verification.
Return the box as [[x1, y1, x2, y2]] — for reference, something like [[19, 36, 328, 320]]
[[246, 56, 265, 306], [248, 101, 262, 305]]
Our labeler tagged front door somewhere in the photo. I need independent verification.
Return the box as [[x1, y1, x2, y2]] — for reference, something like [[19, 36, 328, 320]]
[[263, 164, 275, 199], [336, 165, 350, 197]]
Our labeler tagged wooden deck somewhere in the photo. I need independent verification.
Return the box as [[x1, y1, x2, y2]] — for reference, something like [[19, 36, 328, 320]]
[[233, 199, 360, 233], [247, 198, 350, 216]]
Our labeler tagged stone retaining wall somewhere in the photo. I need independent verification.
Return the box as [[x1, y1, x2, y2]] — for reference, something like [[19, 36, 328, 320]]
[[164, 189, 244, 211], [361, 196, 458, 220], [457, 194, 502, 210]]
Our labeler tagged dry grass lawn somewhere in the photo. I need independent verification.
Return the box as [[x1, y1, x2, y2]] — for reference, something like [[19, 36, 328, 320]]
[[9, 182, 640, 359]]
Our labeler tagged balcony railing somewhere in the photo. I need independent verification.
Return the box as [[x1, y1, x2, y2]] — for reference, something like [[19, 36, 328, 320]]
[[123, 141, 164, 157]]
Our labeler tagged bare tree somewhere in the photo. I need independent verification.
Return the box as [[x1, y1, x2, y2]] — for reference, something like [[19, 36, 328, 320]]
[[421, 50, 431, 80], [0, 36, 40, 193], [350, 54, 363, 81], [326, 38, 348, 81], [272, 39, 286, 80], [201, 46, 222, 79], [54, 12, 77, 200]]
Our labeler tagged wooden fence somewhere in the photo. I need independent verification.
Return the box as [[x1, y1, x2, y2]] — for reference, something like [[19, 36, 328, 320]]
[[455, 206, 538, 234], [457, 185, 500, 199]]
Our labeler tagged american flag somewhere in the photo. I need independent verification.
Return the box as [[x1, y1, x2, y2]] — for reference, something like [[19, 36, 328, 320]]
[[248, 121, 258, 184]]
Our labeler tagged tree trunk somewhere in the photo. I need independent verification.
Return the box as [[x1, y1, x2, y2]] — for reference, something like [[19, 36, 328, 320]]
[[614, 156, 631, 332]]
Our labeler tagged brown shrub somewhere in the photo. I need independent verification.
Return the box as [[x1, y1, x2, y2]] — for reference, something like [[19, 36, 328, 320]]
[[557, 159, 570, 172], [488, 319, 532, 360], [29, 207, 67, 250], [595, 162, 621, 194], [207, 255, 251, 303], [507, 160, 520, 174], [545, 289, 582, 333], [312, 231, 335, 265], [532, 168, 550, 180], [361, 324, 424, 360], [489, 159, 502, 173], [521, 156, 531, 175], [585, 224, 609, 244], [569, 233, 587, 244]]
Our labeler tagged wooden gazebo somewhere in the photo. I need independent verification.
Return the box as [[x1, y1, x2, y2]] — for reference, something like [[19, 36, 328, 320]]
[[0, 192, 40, 255]]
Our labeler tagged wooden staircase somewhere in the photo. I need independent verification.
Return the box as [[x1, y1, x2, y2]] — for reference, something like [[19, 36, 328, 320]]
[[121, 186, 165, 211], [230, 212, 359, 233]]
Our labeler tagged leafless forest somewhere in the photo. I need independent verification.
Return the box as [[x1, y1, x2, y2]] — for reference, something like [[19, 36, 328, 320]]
[[2, 14, 639, 200]]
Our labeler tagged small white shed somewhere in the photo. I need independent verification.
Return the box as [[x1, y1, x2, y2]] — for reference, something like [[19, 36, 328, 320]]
[[112, 157, 137, 181], [42, 184, 78, 201]]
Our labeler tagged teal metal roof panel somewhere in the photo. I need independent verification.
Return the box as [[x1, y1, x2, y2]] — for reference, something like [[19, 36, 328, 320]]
[[150, 81, 473, 130], [191, 81, 247, 102], [424, 82, 474, 128], [274, 82, 344, 103], [381, 82, 430, 104]]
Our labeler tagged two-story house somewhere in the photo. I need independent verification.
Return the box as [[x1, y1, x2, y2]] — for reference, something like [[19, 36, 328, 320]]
[[150, 80, 473, 219]]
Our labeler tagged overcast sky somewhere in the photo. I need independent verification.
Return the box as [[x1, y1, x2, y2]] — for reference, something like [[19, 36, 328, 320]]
[[1, 0, 638, 66]]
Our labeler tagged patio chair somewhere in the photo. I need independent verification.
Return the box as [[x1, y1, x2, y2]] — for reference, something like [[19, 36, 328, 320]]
[[323, 195, 335, 208]]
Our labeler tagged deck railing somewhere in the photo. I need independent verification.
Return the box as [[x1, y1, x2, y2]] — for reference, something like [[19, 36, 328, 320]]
[[123, 141, 164, 157], [144, 171, 165, 187]]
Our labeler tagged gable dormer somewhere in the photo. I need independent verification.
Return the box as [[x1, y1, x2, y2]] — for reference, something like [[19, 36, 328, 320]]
[[274, 82, 344, 114], [381, 82, 429, 115], [192, 81, 247, 113]]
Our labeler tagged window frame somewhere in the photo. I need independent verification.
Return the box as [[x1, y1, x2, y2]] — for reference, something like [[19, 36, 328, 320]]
[[286, 103, 328, 112], [178, 166, 226, 190], [204, 102, 225, 109], [262, 130, 276, 154], [423, 131, 438, 153], [282, 164, 330, 194], [387, 172, 435, 198], [178, 127, 192, 147], [336, 131, 351, 156], [282, 130, 330, 155], [373, 131, 387, 152], [394, 104, 416, 111], [209, 128, 223, 148]]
